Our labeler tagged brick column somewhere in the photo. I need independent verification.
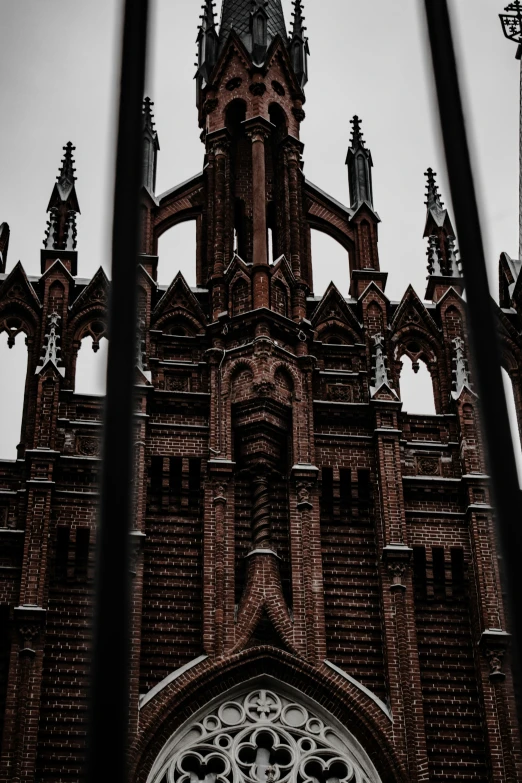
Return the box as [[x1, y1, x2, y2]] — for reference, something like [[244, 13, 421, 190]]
[[203, 459, 235, 658], [207, 130, 230, 319], [372, 401, 429, 782], [283, 137, 304, 280], [244, 117, 273, 310]]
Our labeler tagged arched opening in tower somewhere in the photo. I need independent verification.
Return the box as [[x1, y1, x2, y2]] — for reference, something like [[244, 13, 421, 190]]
[[310, 229, 350, 297], [157, 220, 198, 287], [0, 332, 28, 458]]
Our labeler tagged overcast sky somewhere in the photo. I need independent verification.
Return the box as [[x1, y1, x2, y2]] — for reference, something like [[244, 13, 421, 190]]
[[0, 0, 520, 460]]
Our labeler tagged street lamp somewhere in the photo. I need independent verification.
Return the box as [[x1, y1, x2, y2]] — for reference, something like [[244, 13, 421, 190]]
[[500, 1, 522, 259]]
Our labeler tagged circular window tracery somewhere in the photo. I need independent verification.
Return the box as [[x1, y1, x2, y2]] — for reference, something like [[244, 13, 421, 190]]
[[148, 688, 380, 783]]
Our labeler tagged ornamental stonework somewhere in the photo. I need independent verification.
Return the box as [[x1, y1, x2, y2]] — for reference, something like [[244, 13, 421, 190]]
[[148, 689, 380, 783]]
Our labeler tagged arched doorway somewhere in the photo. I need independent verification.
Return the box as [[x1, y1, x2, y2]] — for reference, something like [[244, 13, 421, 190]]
[[146, 678, 383, 783]]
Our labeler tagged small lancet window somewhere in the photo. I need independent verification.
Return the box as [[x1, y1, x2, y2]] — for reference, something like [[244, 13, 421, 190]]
[[74, 335, 108, 396], [399, 355, 436, 415]]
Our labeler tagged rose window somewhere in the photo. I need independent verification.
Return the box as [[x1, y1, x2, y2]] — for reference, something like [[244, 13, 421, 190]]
[[148, 688, 380, 783]]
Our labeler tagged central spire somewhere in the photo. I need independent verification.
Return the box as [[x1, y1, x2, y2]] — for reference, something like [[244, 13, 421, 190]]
[[219, 0, 287, 60]]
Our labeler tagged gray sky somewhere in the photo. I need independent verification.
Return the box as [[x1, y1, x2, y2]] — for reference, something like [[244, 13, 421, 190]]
[[0, 0, 520, 460]]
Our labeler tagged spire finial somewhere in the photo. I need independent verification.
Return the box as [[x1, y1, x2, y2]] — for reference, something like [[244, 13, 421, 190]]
[[291, 0, 306, 38], [142, 98, 160, 193], [350, 115, 365, 149], [346, 116, 374, 209], [143, 97, 155, 131], [289, 0, 309, 88], [424, 168, 444, 212], [200, 0, 217, 30], [44, 142, 80, 252], [56, 142, 77, 202]]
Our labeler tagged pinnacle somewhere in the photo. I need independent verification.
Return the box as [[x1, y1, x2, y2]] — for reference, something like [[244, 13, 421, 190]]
[[425, 167, 444, 212], [58, 142, 76, 185], [200, 0, 217, 30], [350, 115, 365, 148], [143, 96, 156, 130], [291, 0, 306, 38]]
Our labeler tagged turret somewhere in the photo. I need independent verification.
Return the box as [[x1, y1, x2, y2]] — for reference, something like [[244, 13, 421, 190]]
[[346, 116, 374, 210], [289, 0, 309, 89], [42, 142, 80, 275], [142, 97, 160, 194], [423, 168, 463, 302]]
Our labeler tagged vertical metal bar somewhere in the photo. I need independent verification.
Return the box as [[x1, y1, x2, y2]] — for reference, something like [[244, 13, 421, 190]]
[[87, 1, 148, 781], [423, 0, 522, 670], [518, 54, 522, 260]]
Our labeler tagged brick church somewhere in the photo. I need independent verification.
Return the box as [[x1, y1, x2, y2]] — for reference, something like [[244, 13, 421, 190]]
[[1, 0, 522, 780]]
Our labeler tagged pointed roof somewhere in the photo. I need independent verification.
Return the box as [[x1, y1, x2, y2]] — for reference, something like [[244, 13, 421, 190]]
[[423, 168, 452, 234], [47, 142, 80, 213], [219, 0, 287, 53]]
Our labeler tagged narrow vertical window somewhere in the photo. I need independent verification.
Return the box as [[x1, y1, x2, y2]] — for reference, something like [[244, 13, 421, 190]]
[[357, 469, 371, 504], [189, 458, 201, 508], [413, 546, 427, 601], [169, 457, 183, 501], [55, 526, 70, 581], [339, 468, 352, 513], [321, 467, 334, 514], [451, 547, 465, 599], [432, 547, 446, 601], [74, 528, 90, 580], [150, 456, 164, 495]]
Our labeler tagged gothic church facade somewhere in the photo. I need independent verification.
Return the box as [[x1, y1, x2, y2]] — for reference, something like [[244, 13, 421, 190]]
[[1, 1, 522, 780]]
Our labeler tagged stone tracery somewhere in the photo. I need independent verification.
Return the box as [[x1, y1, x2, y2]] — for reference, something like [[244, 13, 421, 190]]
[[148, 689, 380, 783]]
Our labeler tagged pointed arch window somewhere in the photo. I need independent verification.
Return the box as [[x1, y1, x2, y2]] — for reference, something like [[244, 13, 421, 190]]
[[157, 221, 198, 288], [75, 335, 108, 396], [146, 682, 383, 783], [310, 230, 350, 297], [399, 355, 437, 415]]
